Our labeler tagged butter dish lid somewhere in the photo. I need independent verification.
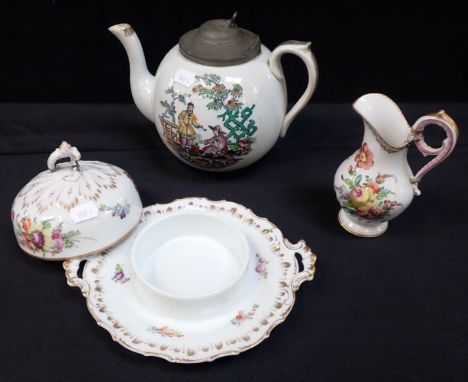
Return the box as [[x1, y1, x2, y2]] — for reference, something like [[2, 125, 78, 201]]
[[12, 142, 143, 261]]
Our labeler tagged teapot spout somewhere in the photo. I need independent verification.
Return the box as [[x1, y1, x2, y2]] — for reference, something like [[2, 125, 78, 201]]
[[109, 23, 155, 122]]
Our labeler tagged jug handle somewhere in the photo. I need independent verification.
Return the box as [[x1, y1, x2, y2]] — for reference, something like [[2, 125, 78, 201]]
[[411, 110, 459, 195], [269, 41, 318, 137]]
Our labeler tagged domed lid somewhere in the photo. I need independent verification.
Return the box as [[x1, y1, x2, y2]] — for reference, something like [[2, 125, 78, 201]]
[[178, 12, 261, 66], [12, 142, 143, 261]]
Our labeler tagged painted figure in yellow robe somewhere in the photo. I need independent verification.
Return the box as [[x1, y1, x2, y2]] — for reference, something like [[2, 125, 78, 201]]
[[177, 102, 202, 148]]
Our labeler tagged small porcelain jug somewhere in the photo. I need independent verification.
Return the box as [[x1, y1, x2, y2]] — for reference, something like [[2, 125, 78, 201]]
[[109, 13, 318, 171], [334, 93, 458, 237]]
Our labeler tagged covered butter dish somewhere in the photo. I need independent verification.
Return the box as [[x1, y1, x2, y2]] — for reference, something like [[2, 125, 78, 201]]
[[11, 142, 143, 261]]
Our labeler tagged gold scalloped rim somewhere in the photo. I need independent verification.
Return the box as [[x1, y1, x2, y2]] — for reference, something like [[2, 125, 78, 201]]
[[67, 197, 317, 363]]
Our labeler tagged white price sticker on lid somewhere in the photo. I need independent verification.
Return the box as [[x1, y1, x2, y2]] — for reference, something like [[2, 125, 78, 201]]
[[174, 69, 195, 88], [69, 202, 98, 223]]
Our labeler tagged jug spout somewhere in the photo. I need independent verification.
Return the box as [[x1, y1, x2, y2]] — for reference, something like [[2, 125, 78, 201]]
[[109, 24, 155, 122], [353, 93, 413, 152]]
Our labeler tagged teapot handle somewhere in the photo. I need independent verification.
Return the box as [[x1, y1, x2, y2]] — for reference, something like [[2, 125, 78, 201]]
[[269, 41, 318, 137], [411, 110, 459, 195]]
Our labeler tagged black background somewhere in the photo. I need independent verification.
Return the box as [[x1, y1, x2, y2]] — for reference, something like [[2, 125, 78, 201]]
[[2, 0, 468, 103], [1, 1, 468, 381]]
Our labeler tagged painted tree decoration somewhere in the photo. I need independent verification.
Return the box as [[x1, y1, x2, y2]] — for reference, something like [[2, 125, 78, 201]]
[[192, 73, 244, 112], [160, 87, 191, 123], [158, 73, 258, 169], [193, 74, 257, 150]]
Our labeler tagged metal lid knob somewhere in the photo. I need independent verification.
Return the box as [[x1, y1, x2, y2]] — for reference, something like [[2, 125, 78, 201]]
[[178, 13, 261, 66]]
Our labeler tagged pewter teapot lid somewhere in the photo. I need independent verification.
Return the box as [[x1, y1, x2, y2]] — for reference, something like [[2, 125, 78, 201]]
[[178, 12, 261, 66]]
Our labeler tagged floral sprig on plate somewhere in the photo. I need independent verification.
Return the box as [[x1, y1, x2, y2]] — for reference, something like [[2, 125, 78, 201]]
[[112, 264, 130, 284], [147, 326, 183, 338], [231, 304, 259, 326], [255, 254, 268, 279]]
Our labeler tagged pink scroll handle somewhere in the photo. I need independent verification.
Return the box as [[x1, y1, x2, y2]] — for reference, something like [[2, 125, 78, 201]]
[[411, 110, 459, 196]]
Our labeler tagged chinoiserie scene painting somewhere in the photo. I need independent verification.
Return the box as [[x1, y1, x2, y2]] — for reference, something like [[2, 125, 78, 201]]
[[159, 73, 258, 169]]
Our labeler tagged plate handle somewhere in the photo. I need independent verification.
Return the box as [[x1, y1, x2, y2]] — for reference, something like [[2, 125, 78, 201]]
[[284, 239, 317, 291], [63, 259, 90, 297]]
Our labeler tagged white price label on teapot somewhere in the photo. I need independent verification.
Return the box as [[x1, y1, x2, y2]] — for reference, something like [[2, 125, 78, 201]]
[[70, 202, 98, 223], [174, 69, 195, 88]]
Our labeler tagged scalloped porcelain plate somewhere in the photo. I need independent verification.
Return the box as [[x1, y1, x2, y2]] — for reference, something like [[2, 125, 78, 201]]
[[64, 198, 317, 363]]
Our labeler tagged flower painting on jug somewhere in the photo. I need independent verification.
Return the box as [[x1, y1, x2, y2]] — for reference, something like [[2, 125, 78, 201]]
[[354, 143, 375, 170], [335, 144, 403, 220], [159, 73, 257, 169], [14, 216, 81, 256]]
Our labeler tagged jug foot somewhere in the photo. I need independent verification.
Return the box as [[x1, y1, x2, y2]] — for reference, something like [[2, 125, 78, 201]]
[[338, 209, 388, 238]]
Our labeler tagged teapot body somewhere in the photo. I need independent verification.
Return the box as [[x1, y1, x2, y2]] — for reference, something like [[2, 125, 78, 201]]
[[153, 45, 286, 171]]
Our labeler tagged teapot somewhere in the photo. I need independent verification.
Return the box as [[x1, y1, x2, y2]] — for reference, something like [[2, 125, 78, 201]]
[[109, 13, 318, 171], [334, 93, 458, 237]]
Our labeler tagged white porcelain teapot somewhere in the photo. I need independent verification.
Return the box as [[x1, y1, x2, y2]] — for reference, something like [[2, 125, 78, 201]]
[[109, 13, 318, 171]]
